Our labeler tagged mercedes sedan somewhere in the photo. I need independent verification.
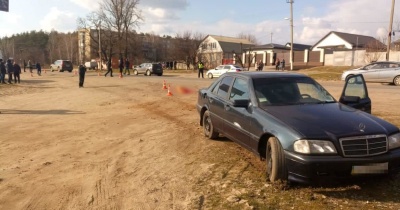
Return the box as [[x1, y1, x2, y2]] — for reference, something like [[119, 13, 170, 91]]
[[197, 72, 400, 184], [341, 61, 400, 85]]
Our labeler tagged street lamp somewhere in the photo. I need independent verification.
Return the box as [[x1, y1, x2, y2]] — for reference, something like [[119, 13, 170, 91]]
[[286, 0, 294, 71]]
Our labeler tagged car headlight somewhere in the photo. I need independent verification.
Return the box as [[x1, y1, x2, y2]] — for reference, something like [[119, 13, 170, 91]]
[[388, 133, 400, 150], [294, 140, 337, 154]]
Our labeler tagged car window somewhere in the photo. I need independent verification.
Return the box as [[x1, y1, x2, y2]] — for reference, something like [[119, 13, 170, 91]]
[[389, 63, 399, 68], [344, 76, 367, 99], [253, 77, 335, 105], [229, 78, 249, 101], [364, 63, 381, 70], [215, 65, 223, 70], [223, 66, 231, 70], [216, 76, 233, 99]]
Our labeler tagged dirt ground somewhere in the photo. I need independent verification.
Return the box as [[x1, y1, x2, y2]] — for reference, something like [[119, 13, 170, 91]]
[[1, 69, 400, 210]]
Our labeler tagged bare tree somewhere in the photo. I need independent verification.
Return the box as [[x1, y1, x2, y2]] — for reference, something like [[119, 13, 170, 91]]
[[175, 31, 204, 70], [364, 38, 386, 63], [237, 32, 258, 44]]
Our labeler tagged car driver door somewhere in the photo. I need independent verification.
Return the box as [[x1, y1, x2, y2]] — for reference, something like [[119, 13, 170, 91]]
[[339, 74, 371, 114]]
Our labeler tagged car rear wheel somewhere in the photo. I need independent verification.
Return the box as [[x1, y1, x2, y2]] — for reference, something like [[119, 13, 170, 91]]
[[207, 73, 213, 79], [202, 110, 219, 139], [394, 76, 400, 86], [266, 137, 287, 182], [146, 70, 151, 76], [133, 70, 138, 75]]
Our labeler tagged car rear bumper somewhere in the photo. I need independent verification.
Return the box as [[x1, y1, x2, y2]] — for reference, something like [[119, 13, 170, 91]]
[[285, 149, 400, 184]]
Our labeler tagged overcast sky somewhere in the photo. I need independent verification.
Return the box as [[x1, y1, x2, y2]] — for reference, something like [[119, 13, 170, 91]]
[[0, 0, 399, 45]]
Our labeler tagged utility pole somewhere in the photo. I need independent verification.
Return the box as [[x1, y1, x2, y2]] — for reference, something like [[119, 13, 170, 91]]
[[98, 21, 102, 70], [386, 0, 395, 61], [270, 32, 273, 43], [287, 0, 294, 70]]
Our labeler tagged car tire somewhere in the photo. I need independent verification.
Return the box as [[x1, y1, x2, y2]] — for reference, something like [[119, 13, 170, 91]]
[[208, 73, 213, 79], [266, 137, 287, 182], [146, 70, 151, 76], [394, 76, 400, 86], [202, 110, 219, 139], [133, 70, 138, 75]]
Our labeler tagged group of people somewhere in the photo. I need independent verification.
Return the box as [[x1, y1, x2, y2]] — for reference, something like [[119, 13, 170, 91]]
[[104, 57, 131, 77], [0, 59, 22, 84], [275, 58, 286, 71]]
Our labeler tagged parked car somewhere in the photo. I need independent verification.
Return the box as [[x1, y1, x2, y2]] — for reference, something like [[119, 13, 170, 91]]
[[206, 65, 244, 79], [50, 60, 73, 72], [341, 61, 400, 85], [85, 60, 98, 70], [197, 72, 400, 184], [133, 63, 163, 76]]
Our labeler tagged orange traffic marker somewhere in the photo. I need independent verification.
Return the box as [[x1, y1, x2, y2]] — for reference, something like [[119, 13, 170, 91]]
[[167, 85, 173, 96], [44, 69, 47, 74], [30, 72, 33, 77], [98, 71, 101, 76], [119, 73, 123, 79], [74, 70, 77, 76], [162, 80, 167, 90]]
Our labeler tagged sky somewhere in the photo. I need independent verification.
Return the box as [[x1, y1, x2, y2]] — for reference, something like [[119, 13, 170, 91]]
[[0, 0, 399, 45]]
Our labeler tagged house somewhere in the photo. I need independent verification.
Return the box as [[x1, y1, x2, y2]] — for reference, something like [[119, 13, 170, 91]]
[[197, 35, 254, 68], [311, 31, 383, 52], [242, 43, 315, 69], [393, 38, 400, 51]]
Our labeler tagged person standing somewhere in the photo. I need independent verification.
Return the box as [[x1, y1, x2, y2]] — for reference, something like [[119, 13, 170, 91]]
[[13, 61, 21, 83], [78, 63, 87, 88], [281, 59, 286, 71], [36, 62, 42, 76], [105, 58, 113, 77], [6, 59, 14, 84], [275, 59, 280, 70], [28, 60, 33, 74], [119, 57, 124, 77], [124, 58, 130, 75], [23, 59, 26, 72], [258, 60, 264, 71], [198, 61, 204, 78], [0, 59, 6, 84]]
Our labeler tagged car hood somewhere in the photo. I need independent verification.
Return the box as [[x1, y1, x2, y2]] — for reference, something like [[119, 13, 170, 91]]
[[261, 103, 398, 138]]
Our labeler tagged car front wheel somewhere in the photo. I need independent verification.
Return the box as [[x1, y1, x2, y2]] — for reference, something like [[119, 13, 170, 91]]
[[207, 73, 213, 79], [146, 70, 151, 76], [133, 70, 138, 75], [266, 137, 287, 182], [394, 76, 400, 86], [202, 110, 219, 139]]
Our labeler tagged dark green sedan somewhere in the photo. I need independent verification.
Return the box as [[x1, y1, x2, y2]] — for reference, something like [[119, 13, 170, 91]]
[[196, 72, 400, 184]]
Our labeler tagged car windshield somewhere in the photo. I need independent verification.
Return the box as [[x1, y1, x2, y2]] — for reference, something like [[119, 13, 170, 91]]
[[253, 76, 336, 106]]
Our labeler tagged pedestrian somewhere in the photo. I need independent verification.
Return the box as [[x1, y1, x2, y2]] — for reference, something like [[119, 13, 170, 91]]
[[6, 59, 14, 84], [255, 61, 258, 71], [198, 61, 204, 78], [13, 61, 21, 83], [275, 59, 280, 70], [23, 59, 26, 72], [28, 60, 33, 74], [119, 57, 124, 77], [36, 62, 42, 76], [78, 63, 87, 88], [281, 59, 286, 71], [258, 60, 264, 71], [124, 58, 130, 75], [0, 59, 6, 84], [105, 58, 113, 77]]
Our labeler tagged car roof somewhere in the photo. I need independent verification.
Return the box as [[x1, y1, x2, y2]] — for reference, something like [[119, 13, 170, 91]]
[[371, 61, 400, 64], [224, 71, 309, 79]]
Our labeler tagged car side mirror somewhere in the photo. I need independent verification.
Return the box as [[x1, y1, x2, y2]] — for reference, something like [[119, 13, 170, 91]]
[[232, 99, 250, 108]]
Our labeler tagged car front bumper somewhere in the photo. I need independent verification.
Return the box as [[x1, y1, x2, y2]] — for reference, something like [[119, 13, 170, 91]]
[[285, 149, 400, 184]]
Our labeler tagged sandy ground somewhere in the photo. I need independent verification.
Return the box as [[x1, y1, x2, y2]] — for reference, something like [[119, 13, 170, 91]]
[[0, 69, 399, 209]]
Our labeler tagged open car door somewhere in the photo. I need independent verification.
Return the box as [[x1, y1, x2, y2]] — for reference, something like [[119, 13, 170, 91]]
[[339, 74, 371, 114]]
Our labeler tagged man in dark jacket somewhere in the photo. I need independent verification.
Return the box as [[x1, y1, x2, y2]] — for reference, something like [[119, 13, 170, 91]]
[[6, 59, 14, 84], [13, 61, 21, 83], [0, 59, 6, 84], [119, 57, 124, 77], [123, 58, 130, 75], [105, 58, 113, 77], [78, 63, 87, 88]]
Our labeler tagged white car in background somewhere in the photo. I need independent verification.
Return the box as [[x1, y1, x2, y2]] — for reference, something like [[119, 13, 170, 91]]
[[341, 61, 400, 85], [206, 65, 244, 79]]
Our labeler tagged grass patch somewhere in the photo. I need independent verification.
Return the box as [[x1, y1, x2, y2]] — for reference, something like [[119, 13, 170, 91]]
[[297, 66, 355, 81]]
